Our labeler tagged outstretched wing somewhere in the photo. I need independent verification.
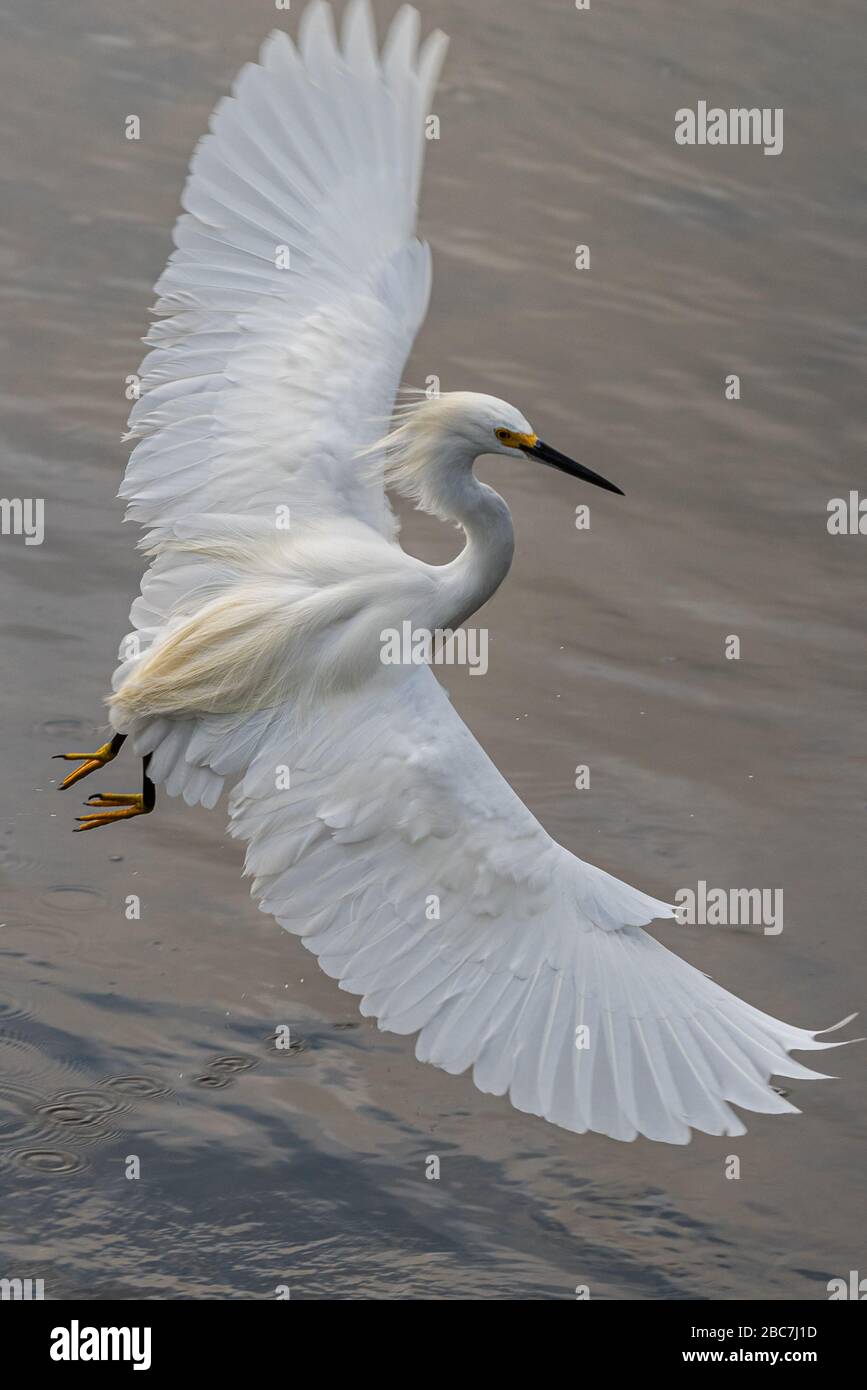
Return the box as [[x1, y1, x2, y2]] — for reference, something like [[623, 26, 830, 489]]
[[173, 664, 839, 1145], [120, 0, 447, 546]]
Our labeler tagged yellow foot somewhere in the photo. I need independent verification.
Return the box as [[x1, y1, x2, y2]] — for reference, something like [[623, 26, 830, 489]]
[[54, 740, 120, 791], [75, 793, 151, 832], [83, 792, 141, 807]]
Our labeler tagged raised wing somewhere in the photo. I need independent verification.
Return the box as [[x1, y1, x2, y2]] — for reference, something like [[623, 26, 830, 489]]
[[166, 664, 839, 1144], [120, 0, 447, 545]]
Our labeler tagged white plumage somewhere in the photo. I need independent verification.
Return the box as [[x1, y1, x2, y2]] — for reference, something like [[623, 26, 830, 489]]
[[90, 0, 850, 1142]]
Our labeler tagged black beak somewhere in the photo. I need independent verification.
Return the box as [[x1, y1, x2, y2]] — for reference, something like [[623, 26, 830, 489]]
[[521, 439, 624, 496]]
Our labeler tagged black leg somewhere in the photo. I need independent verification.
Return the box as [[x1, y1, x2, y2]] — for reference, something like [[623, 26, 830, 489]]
[[142, 753, 155, 812], [74, 749, 156, 832]]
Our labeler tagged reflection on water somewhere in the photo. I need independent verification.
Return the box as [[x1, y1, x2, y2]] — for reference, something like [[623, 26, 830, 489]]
[[0, 0, 865, 1297]]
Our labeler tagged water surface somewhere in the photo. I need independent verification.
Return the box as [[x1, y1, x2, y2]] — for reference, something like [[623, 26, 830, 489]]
[[0, 0, 864, 1298]]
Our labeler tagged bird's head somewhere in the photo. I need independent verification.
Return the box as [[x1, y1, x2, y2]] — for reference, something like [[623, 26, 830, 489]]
[[434, 391, 624, 495], [373, 390, 623, 522]]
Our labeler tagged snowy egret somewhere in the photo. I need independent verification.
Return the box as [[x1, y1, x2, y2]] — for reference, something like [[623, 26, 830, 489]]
[[56, 0, 850, 1142]]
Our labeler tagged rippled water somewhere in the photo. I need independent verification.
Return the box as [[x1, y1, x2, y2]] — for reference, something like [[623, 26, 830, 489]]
[[0, 0, 864, 1298]]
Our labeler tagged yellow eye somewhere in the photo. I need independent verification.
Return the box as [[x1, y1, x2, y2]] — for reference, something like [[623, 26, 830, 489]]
[[495, 428, 511, 443]]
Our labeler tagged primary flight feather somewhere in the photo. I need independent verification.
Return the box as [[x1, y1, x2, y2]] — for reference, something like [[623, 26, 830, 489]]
[[56, 0, 850, 1143]]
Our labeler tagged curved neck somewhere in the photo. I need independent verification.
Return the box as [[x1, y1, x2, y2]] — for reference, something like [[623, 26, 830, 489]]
[[385, 421, 516, 632], [426, 458, 515, 632]]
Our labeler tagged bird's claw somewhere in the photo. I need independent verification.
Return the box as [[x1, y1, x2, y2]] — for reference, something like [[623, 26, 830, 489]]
[[54, 740, 120, 791], [74, 793, 150, 831], [85, 792, 142, 807]]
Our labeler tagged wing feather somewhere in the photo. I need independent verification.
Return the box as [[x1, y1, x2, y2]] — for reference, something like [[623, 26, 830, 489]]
[[150, 665, 843, 1145], [120, 0, 447, 548]]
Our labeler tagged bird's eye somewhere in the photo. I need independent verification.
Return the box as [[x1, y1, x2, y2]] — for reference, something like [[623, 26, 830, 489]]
[[495, 428, 511, 443]]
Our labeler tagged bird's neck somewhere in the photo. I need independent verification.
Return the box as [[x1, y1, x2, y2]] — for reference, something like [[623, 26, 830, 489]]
[[428, 457, 515, 631], [386, 425, 515, 631]]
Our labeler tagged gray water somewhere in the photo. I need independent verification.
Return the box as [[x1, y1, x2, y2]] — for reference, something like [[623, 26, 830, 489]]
[[0, 0, 864, 1298]]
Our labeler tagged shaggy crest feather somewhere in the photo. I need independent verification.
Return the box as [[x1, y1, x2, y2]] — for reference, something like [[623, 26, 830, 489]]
[[366, 390, 528, 522]]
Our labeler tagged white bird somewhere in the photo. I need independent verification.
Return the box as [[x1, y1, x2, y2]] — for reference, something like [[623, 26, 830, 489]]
[[56, 0, 850, 1143]]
